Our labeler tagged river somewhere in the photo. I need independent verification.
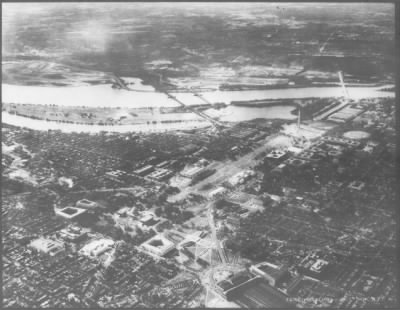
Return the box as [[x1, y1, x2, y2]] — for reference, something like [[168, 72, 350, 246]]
[[2, 83, 393, 108], [1, 83, 394, 133]]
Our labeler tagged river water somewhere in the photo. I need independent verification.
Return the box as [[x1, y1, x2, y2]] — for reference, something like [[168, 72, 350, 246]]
[[2, 83, 393, 108], [1, 83, 394, 133]]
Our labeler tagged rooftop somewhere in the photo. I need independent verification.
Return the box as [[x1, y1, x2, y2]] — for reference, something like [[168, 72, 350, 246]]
[[79, 238, 114, 258], [29, 238, 64, 256], [55, 207, 88, 219], [141, 234, 175, 257]]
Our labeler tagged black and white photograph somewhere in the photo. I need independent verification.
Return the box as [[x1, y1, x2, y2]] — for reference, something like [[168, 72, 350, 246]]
[[1, 2, 398, 308]]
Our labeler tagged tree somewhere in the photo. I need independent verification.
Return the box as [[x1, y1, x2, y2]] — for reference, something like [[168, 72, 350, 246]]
[[215, 198, 227, 210], [261, 195, 273, 208], [182, 210, 194, 221], [154, 207, 163, 217], [111, 227, 124, 240]]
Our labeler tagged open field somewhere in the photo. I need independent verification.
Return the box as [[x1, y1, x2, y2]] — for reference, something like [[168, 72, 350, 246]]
[[2, 3, 395, 90], [2, 61, 113, 86]]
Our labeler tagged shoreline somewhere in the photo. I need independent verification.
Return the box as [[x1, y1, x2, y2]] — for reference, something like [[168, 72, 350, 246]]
[[231, 99, 298, 108], [1, 111, 212, 134], [2, 79, 394, 91]]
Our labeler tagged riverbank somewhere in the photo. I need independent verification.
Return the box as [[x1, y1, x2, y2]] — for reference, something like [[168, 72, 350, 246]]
[[2, 82, 394, 133], [231, 99, 298, 108], [1, 112, 211, 133], [2, 102, 299, 133]]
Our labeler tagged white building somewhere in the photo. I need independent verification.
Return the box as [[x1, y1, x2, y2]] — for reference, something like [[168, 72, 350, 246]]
[[250, 262, 289, 287], [228, 170, 255, 186], [140, 234, 175, 257], [266, 149, 287, 159], [181, 166, 205, 179], [76, 199, 99, 210], [55, 206, 88, 219], [29, 237, 65, 256], [79, 238, 115, 259], [310, 259, 329, 273], [208, 187, 228, 200]]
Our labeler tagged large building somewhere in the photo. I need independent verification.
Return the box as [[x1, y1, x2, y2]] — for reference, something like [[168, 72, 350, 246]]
[[139, 212, 160, 230], [180, 165, 206, 179], [250, 262, 290, 287], [327, 106, 364, 123], [227, 170, 255, 187], [297, 252, 330, 281], [76, 199, 100, 210], [215, 271, 294, 308], [216, 271, 293, 308], [59, 225, 88, 242], [58, 225, 89, 251], [140, 234, 175, 257], [147, 168, 173, 181], [231, 278, 294, 308], [208, 186, 228, 200], [215, 271, 257, 300], [55, 206, 88, 220], [79, 238, 115, 259], [134, 165, 154, 176], [29, 237, 65, 257]]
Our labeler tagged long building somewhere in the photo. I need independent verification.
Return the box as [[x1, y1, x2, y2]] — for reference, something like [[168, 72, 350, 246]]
[[250, 262, 290, 287], [231, 278, 294, 308]]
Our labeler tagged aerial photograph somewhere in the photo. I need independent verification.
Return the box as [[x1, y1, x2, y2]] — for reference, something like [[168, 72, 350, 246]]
[[1, 2, 397, 308]]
